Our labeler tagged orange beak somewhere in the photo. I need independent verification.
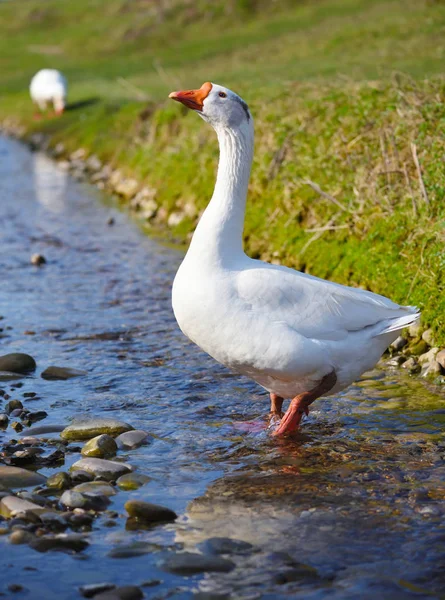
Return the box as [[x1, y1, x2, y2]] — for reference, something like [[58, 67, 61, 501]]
[[169, 82, 212, 111]]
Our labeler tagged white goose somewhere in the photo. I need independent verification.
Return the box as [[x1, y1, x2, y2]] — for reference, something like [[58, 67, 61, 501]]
[[30, 69, 67, 118], [169, 82, 419, 436]]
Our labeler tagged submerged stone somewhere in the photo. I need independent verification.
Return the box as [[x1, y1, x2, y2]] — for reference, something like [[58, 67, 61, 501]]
[[0, 353, 36, 374], [0, 466, 46, 490], [41, 366, 87, 380], [26, 424, 66, 436], [61, 418, 133, 441], [94, 586, 143, 600], [30, 533, 89, 553], [161, 552, 235, 575], [116, 473, 151, 491], [79, 583, 116, 598], [115, 430, 150, 450], [199, 537, 254, 555], [0, 371, 24, 381]]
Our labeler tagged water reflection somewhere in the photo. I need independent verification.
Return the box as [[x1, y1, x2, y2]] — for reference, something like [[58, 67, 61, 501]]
[[32, 151, 67, 213]]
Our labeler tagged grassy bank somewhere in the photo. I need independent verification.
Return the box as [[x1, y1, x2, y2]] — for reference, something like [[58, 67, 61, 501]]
[[0, 0, 444, 342]]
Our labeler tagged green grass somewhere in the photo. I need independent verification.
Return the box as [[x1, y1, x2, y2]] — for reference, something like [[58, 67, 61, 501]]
[[1, 0, 445, 342]]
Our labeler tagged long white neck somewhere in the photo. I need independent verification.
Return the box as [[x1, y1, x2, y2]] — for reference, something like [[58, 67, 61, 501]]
[[186, 119, 254, 266]]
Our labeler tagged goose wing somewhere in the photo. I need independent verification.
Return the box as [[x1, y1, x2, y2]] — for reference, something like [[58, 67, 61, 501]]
[[236, 262, 418, 342]]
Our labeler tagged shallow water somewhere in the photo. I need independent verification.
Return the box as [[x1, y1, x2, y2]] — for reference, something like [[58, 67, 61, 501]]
[[0, 135, 444, 600]]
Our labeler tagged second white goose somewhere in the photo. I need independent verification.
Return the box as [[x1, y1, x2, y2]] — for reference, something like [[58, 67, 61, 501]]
[[169, 82, 419, 436]]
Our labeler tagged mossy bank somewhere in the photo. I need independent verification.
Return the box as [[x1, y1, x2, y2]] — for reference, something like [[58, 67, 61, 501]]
[[0, 0, 444, 344]]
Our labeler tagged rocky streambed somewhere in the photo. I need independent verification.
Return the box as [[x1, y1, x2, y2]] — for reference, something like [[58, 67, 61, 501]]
[[1, 134, 445, 600]]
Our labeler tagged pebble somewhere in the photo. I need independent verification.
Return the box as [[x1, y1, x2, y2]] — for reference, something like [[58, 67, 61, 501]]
[[79, 583, 116, 598], [81, 434, 118, 458], [116, 473, 151, 491], [390, 336, 407, 351], [0, 495, 47, 518], [422, 328, 435, 346], [115, 177, 139, 199], [46, 472, 72, 491], [418, 347, 439, 365], [60, 490, 110, 511], [8, 583, 25, 593], [273, 563, 320, 584], [61, 418, 134, 441], [72, 481, 116, 497], [115, 430, 150, 450], [161, 552, 235, 575], [401, 357, 421, 374], [0, 353, 36, 374], [9, 529, 35, 544], [41, 366, 87, 380], [0, 413, 9, 427], [422, 361, 442, 378], [436, 349, 445, 370], [5, 399, 23, 414], [40, 512, 69, 532], [124, 499, 177, 523], [22, 410, 48, 425], [0, 466, 46, 490], [408, 322, 423, 338], [71, 458, 133, 481], [199, 537, 254, 555], [31, 253, 46, 266], [30, 533, 89, 553], [70, 470, 94, 484], [68, 512, 94, 529], [11, 421, 23, 432], [107, 541, 155, 558]]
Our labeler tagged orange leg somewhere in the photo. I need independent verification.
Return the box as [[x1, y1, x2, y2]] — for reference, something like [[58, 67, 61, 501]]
[[272, 371, 337, 437]]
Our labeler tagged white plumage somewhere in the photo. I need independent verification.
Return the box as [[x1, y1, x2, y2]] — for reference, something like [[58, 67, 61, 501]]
[[30, 69, 67, 114], [169, 82, 419, 435]]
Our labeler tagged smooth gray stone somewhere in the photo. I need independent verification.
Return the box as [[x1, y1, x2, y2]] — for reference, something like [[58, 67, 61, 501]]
[[60, 490, 110, 511], [0, 466, 46, 490], [71, 458, 133, 482], [115, 430, 150, 450]]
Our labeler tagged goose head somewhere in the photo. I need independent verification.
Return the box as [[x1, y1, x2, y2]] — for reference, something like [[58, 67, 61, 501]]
[[169, 82, 251, 131]]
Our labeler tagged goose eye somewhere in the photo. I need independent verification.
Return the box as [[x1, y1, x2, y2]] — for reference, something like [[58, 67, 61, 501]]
[[218, 92, 227, 98]]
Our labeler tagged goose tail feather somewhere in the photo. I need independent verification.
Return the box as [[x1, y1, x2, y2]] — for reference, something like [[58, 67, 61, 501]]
[[375, 307, 420, 336]]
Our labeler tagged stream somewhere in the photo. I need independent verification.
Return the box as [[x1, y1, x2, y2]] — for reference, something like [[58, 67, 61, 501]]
[[0, 135, 444, 600]]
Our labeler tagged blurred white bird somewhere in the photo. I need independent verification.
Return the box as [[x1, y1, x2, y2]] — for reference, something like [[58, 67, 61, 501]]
[[30, 69, 67, 119], [169, 82, 420, 436]]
